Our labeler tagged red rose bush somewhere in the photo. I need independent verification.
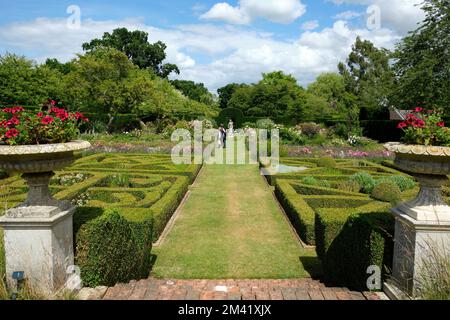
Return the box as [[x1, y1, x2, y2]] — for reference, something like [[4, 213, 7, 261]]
[[397, 108, 450, 146], [0, 105, 88, 145]]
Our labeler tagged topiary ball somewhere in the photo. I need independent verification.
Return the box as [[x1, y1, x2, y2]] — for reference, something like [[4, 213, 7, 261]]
[[317, 157, 336, 168], [371, 182, 401, 204]]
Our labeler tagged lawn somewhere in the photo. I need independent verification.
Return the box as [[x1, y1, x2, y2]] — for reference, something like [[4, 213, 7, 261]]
[[151, 163, 320, 279]]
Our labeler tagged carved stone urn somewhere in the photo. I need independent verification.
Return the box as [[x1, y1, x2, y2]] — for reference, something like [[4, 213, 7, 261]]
[[0, 140, 91, 294], [384, 143, 450, 297]]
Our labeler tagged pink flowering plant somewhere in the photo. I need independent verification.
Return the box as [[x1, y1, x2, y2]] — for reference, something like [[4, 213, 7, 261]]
[[0, 102, 88, 145], [397, 108, 450, 146]]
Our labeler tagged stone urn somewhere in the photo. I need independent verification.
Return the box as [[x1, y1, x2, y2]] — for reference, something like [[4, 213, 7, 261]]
[[384, 142, 450, 296], [0, 140, 91, 294]]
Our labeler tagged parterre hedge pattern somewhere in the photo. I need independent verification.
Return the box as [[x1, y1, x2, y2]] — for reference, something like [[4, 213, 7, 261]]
[[265, 158, 410, 245], [265, 157, 450, 289], [1, 153, 200, 287], [265, 158, 416, 289]]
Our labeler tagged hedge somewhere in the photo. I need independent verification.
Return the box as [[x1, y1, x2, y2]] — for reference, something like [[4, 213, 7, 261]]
[[73, 208, 153, 287], [316, 208, 394, 290], [360, 120, 403, 142], [1, 153, 201, 287], [216, 108, 244, 128], [275, 179, 316, 245]]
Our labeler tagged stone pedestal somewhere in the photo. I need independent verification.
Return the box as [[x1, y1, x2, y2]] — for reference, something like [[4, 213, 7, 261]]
[[384, 143, 450, 297], [390, 208, 450, 295], [0, 172, 75, 295]]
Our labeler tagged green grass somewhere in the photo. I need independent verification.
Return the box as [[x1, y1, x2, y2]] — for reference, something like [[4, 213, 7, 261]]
[[151, 162, 320, 279]]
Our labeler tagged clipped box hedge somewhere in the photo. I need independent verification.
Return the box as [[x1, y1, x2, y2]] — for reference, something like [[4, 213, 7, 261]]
[[315, 208, 394, 290], [266, 157, 416, 247], [1, 153, 200, 287], [74, 208, 153, 287]]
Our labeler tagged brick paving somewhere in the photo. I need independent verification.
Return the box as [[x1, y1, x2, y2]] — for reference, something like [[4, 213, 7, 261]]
[[90, 278, 387, 300]]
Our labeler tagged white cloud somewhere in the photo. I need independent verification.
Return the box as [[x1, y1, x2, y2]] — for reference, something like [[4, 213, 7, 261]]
[[300, 20, 319, 31], [200, 0, 306, 25], [0, 17, 401, 92], [330, 0, 425, 34], [334, 11, 363, 20]]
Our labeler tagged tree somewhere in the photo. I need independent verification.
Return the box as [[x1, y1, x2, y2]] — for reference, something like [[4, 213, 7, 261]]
[[170, 80, 214, 105], [44, 58, 74, 75], [217, 83, 246, 109], [393, 0, 450, 113], [307, 73, 345, 109], [82, 28, 179, 78], [0, 53, 63, 106], [62, 48, 154, 124], [338, 37, 395, 120]]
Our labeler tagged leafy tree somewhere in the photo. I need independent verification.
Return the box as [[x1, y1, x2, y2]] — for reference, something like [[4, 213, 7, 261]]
[[307, 73, 346, 110], [217, 83, 246, 109], [393, 0, 450, 113], [338, 37, 395, 120], [0, 53, 62, 106], [170, 80, 214, 105], [82, 28, 180, 78], [62, 48, 154, 125], [227, 85, 252, 113], [44, 58, 74, 75]]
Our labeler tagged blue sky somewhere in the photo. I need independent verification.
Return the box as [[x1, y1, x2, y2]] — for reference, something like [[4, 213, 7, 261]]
[[0, 0, 425, 92]]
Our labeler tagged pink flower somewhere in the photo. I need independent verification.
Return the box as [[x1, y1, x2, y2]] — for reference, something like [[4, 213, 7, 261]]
[[437, 122, 445, 127], [397, 122, 407, 129], [414, 107, 423, 113], [37, 112, 43, 118], [41, 115, 54, 125], [5, 128, 19, 139], [416, 119, 425, 128], [6, 117, 20, 126]]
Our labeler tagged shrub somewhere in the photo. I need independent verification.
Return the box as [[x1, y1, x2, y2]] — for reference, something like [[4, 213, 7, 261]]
[[336, 180, 361, 193], [298, 122, 322, 138], [74, 208, 153, 287], [280, 127, 306, 145], [256, 118, 276, 130], [321, 211, 394, 290], [349, 172, 376, 194], [317, 157, 336, 168], [371, 182, 401, 204], [300, 177, 331, 189], [376, 175, 416, 192]]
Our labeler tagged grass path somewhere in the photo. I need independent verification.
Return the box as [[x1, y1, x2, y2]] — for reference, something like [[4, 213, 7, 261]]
[[151, 158, 320, 279]]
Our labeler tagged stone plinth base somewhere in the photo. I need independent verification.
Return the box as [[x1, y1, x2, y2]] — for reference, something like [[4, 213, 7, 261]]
[[390, 208, 450, 295], [0, 206, 75, 295]]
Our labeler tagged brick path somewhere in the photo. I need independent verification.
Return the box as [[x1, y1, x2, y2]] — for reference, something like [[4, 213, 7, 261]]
[[87, 278, 387, 300]]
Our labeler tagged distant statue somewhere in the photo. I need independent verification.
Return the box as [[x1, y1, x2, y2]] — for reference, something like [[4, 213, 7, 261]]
[[228, 119, 234, 137]]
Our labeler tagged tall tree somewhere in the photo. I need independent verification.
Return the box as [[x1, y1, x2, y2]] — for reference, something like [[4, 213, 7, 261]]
[[217, 83, 246, 109], [338, 37, 395, 120], [82, 28, 179, 78], [0, 53, 62, 106], [44, 58, 74, 75], [393, 0, 450, 113], [170, 80, 214, 105]]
